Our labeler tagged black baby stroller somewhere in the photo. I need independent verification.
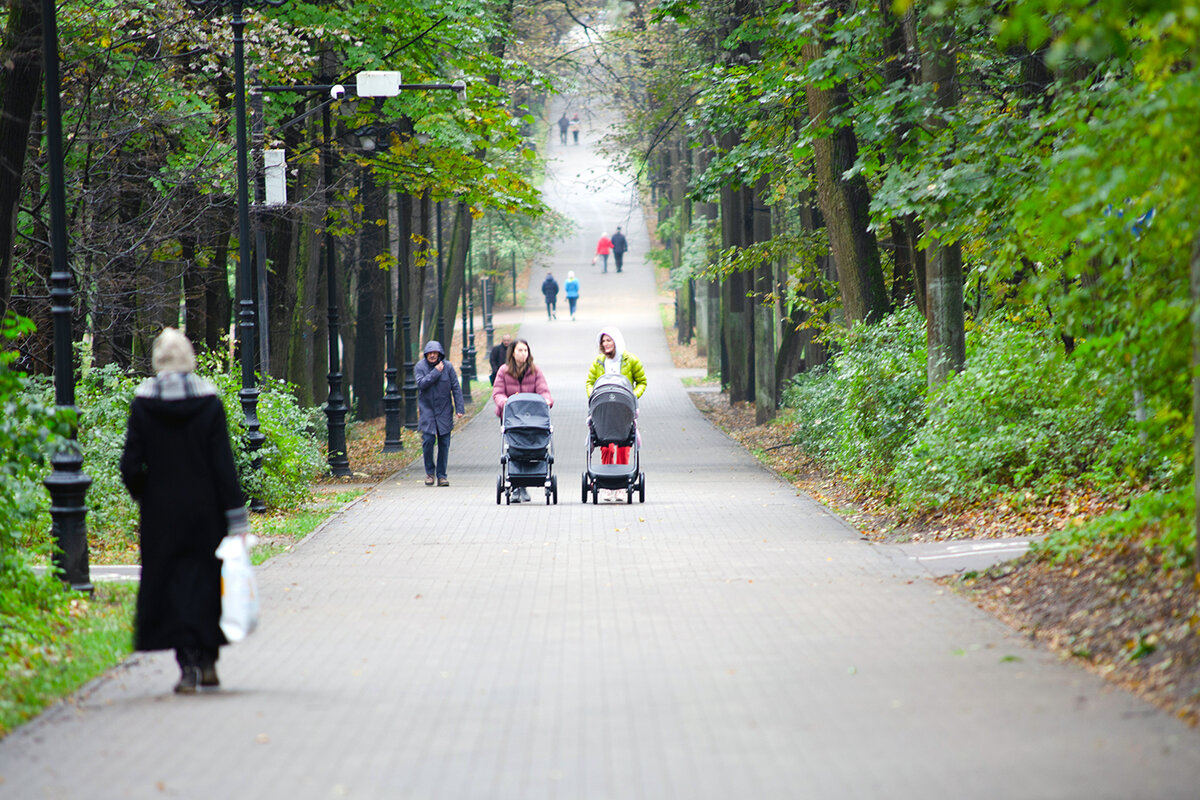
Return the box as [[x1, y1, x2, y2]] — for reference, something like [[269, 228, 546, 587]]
[[497, 392, 558, 505], [581, 374, 646, 504]]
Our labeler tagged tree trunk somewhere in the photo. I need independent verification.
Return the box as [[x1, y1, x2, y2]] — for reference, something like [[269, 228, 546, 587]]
[[878, 0, 924, 314], [353, 167, 386, 419], [0, 0, 42, 316], [287, 203, 323, 406], [720, 166, 753, 402], [205, 222, 233, 356], [922, 14, 965, 385], [438, 199, 475, 361], [801, 0, 889, 327], [753, 177, 776, 423]]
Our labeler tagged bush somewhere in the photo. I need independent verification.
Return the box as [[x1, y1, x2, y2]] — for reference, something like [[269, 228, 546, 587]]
[[780, 309, 1148, 516], [781, 307, 927, 485], [891, 318, 1138, 509], [0, 316, 72, 563], [203, 361, 325, 511], [0, 314, 82, 731]]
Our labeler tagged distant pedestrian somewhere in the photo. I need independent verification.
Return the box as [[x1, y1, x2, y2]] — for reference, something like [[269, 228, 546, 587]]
[[571, 114, 581, 144], [557, 112, 570, 145], [492, 339, 555, 504], [611, 227, 628, 273], [564, 271, 580, 321], [119, 328, 247, 695], [542, 272, 560, 320], [593, 233, 613, 273], [415, 340, 465, 486], [489, 333, 513, 385]]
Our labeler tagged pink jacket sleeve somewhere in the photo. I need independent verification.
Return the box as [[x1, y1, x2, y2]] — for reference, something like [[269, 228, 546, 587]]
[[492, 366, 509, 416], [533, 367, 554, 407]]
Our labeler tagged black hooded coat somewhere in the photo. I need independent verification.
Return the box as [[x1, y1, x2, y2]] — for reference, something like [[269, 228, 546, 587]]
[[119, 375, 244, 653]]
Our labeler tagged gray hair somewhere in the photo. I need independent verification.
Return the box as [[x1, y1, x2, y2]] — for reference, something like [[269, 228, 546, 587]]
[[151, 328, 196, 374]]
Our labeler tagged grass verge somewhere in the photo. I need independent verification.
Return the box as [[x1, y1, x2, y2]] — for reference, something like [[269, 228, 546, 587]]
[[0, 582, 136, 737]]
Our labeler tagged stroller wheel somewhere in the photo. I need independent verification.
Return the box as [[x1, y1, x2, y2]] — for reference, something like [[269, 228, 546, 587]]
[[591, 484, 599, 505], [496, 475, 503, 505], [580, 472, 589, 504], [639, 473, 646, 503], [552, 475, 559, 505]]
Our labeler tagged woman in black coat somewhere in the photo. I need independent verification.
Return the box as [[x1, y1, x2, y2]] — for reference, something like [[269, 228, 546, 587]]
[[119, 328, 247, 694]]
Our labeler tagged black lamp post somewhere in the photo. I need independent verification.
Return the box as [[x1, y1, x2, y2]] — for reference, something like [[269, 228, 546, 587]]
[[373, 159, 401, 452], [400, 193, 418, 432], [458, 255, 472, 404], [188, 0, 283, 506], [461, 250, 476, 394], [322, 101, 352, 475], [40, 0, 91, 593]]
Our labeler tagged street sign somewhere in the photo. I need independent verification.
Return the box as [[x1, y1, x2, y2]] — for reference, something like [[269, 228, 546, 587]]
[[356, 71, 403, 97]]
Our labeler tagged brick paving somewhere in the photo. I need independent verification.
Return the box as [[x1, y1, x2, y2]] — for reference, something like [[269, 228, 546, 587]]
[[3, 103, 1199, 800]]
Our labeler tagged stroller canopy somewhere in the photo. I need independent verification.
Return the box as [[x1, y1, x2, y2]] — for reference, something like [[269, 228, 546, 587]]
[[503, 392, 553, 462], [589, 375, 636, 445], [502, 393, 552, 430]]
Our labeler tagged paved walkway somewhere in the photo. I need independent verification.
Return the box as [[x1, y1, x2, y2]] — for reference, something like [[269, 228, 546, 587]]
[[3, 104, 1200, 800]]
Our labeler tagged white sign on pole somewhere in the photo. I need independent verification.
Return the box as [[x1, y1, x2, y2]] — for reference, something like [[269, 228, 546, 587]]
[[263, 149, 287, 206], [356, 71, 403, 97]]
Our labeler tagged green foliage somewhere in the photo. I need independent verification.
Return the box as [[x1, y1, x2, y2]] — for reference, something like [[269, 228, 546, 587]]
[[74, 364, 143, 555], [782, 307, 927, 483], [1038, 486, 1194, 568], [0, 314, 113, 738], [0, 583, 135, 737], [201, 356, 325, 511], [891, 317, 1139, 509], [782, 309, 1155, 516], [0, 318, 72, 562]]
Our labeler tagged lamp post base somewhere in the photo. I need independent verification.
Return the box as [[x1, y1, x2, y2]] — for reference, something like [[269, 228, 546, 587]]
[[325, 385, 352, 477], [44, 447, 93, 595]]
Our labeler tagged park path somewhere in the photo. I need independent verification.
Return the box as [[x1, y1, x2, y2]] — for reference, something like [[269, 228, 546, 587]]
[[2, 100, 1199, 800]]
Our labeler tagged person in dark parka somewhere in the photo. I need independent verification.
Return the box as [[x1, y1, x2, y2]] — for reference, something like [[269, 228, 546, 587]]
[[415, 340, 465, 485], [542, 272, 560, 320], [119, 328, 247, 694]]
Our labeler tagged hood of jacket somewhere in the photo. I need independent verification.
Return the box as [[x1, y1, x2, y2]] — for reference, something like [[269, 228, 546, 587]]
[[423, 340, 446, 359], [597, 326, 625, 363], [132, 373, 220, 423]]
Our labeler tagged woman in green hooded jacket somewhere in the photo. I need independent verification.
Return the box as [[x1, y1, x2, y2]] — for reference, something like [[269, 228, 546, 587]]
[[585, 327, 646, 475]]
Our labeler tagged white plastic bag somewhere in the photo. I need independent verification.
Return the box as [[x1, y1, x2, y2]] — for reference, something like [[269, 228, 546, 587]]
[[216, 534, 259, 642]]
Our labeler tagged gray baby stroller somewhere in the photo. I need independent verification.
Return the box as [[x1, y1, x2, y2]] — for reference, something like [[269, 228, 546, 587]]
[[581, 374, 645, 504], [497, 392, 558, 505]]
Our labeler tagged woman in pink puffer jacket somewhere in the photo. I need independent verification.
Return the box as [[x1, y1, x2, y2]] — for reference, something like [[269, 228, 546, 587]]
[[491, 338, 554, 417]]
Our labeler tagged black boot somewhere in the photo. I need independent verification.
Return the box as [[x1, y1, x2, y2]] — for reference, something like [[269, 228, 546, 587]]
[[199, 650, 220, 690], [174, 666, 198, 694]]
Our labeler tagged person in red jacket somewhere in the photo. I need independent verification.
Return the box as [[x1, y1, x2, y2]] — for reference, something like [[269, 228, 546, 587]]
[[492, 339, 554, 502], [593, 232, 614, 273]]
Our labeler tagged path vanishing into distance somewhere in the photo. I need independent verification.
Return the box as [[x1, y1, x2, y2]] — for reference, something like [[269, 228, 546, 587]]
[[2, 99, 1199, 800]]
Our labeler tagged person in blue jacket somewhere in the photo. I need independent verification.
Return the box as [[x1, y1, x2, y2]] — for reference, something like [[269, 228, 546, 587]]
[[414, 340, 465, 486], [564, 271, 580, 320]]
